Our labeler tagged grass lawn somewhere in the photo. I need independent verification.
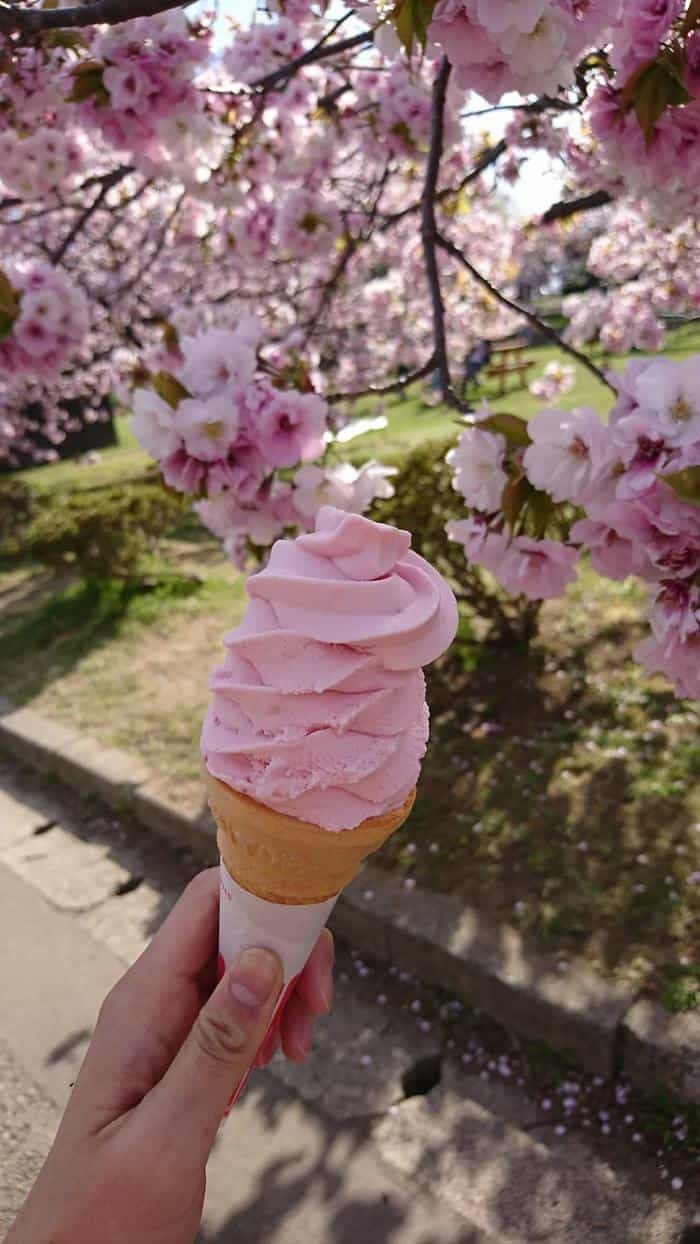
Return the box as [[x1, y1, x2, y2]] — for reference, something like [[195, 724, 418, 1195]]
[[20, 414, 151, 495], [1, 322, 698, 1004], [14, 321, 700, 490], [349, 321, 700, 458]]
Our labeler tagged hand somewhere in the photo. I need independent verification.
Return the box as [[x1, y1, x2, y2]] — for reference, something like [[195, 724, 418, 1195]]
[[8, 868, 334, 1244]]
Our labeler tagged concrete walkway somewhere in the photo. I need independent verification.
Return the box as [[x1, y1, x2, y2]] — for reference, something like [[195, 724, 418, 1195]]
[[0, 758, 696, 1243]]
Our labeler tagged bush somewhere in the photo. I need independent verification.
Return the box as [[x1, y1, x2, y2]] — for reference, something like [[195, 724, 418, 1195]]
[[0, 478, 35, 556], [18, 477, 188, 582], [371, 438, 540, 646]]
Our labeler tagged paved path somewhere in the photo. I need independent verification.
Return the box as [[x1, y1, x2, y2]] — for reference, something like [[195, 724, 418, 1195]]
[[0, 758, 696, 1243]]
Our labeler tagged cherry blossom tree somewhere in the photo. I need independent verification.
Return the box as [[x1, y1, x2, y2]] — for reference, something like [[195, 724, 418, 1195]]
[[1, 0, 699, 693]]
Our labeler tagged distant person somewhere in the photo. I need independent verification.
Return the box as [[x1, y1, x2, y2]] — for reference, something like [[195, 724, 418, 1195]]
[[424, 366, 445, 406], [462, 340, 491, 397], [7, 869, 333, 1244]]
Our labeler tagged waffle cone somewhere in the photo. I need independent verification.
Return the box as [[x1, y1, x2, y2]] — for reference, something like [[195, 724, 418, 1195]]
[[207, 773, 415, 905]]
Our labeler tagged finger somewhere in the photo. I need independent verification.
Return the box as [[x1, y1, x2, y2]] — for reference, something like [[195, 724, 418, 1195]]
[[71, 871, 221, 1126], [295, 928, 334, 1016], [141, 947, 282, 1156], [279, 992, 315, 1063]]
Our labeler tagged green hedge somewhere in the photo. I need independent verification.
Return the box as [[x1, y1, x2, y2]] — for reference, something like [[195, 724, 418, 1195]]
[[0, 479, 34, 556], [1, 475, 187, 582]]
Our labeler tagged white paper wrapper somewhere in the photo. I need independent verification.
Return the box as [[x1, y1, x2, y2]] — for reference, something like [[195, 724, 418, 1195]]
[[219, 859, 338, 1107]]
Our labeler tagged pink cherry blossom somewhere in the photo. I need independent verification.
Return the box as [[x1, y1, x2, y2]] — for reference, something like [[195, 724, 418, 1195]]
[[276, 188, 342, 260], [497, 537, 579, 600], [635, 357, 700, 448], [636, 630, 700, 700], [570, 504, 655, 580], [131, 388, 180, 459], [523, 407, 610, 504], [447, 516, 510, 573], [0, 261, 89, 378], [179, 328, 257, 397], [251, 386, 327, 468], [174, 394, 240, 462], [161, 448, 207, 493], [649, 579, 700, 644], [447, 427, 508, 513]]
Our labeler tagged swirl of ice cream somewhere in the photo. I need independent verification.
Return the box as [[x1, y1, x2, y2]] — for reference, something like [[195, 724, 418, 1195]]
[[201, 506, 458, 830]]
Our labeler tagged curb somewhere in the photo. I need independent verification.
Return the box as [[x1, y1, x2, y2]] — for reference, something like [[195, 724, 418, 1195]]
[[1, 698, 698, 1102]]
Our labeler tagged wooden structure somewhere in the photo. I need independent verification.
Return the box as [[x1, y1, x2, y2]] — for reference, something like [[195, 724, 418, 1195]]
[[486, 342, 534, 396]]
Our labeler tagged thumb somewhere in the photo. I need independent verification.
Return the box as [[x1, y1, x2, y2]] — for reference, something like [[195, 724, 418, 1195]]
[[143, 947, 283, 1155]]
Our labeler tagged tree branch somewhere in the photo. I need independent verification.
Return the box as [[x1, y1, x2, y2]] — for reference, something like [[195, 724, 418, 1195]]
[[460, 95, 580, 120], [422, 57, 454, 406], [325, 357, 436, 405], [0, 0, 187, 33], [50, 168, 129, 264], [250, 30, 371, 93], [379, 139, 506, 233], [540, 188, 612, 225], [435, 230, 617, 393]]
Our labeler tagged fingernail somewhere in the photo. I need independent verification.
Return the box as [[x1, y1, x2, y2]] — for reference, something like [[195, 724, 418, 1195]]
[[229, 948, 281, 1011]]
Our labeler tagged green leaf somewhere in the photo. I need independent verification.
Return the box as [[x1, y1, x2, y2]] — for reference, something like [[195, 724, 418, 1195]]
[[624, 56, 693, 143], [66, 62, 109, 105], [160, 321, 180, 354], [526, 489, 555, 538], [480, 412, 532, 447], [501, 475, 529, 528], [392, 0, 437, 54], [660, 466, 700, 508], [45, 30, 87, 50], [0, 270, 19, 339], [152, 371, 190, 409], [0, 312, 16, 341]]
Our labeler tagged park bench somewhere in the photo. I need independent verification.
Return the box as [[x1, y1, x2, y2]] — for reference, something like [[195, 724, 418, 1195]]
[[486, 355, 534, 395]]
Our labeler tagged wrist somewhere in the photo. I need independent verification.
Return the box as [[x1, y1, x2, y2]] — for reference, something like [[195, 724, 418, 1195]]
[[6, 1185, 70, 1244]]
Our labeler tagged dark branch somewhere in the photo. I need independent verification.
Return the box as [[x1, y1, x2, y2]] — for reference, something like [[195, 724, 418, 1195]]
[[301, 235, 358, 342], [251, 30, 371, 93], [422, 57, 454, 405], [0, 165, 134, 215], [379, 139, 506, 233], [460, 94, 580, 120], [325, 357, 436, 405], [50, 168, 129, 264], [435, 230, 616, 393], [0, 0, 187, 32], [540, 188, 612, 225]]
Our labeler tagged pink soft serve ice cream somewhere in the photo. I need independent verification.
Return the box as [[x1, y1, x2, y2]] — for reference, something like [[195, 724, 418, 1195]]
[[201, 506, 458, 831]]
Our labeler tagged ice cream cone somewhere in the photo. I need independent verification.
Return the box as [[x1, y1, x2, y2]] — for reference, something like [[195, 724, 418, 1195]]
[[207, 773, 415, 905]]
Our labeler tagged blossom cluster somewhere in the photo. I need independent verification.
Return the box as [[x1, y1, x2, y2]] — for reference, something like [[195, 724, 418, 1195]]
[[564, 289, 665, 355], [425, 0, 618, 101], [447, 354, 700, 698], [0, 41, 74, 128], [0, 127, 85, 201], [529, 359, 575, 402], [560, 206, 700, 356], [354, 60, 435, 158], [587, 2, 700, 223], [276, 187, 342, 259], [224, 15, 302, 84], [0, 262, 90, 378], [130, 318, 395, 566], [77, 12, 211, 164]]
